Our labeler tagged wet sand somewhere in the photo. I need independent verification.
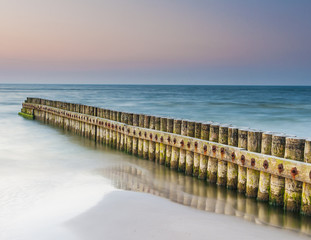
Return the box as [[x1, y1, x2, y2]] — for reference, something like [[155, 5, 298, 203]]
[[67, 190, 310, 240]]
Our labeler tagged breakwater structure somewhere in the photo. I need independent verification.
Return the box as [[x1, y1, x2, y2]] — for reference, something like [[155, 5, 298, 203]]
[[19, 97, 311, 216]]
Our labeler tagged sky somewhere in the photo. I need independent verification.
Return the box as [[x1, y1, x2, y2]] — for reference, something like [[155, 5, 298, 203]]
[[0, 0, 311, 85]]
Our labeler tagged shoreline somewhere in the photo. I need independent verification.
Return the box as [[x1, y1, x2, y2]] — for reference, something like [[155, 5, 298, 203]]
[[67, 190, 310, 240]]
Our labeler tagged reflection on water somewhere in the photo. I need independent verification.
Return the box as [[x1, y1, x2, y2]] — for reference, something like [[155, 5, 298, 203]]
[[87, 143, 311, 236]]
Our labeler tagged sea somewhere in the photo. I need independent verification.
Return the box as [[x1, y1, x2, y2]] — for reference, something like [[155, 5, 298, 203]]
[[0, 84, 311, 239]]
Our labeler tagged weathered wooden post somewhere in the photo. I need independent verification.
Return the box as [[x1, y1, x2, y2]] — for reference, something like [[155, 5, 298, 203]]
[[155, 117, 161, 162], [257, 131, 273, 201], [159, 117, 167, 165], [198, 122, 210, 180], [171, 119, 181, 170], [217, 124, 229, 186], [148, 116, 156, 161], [284, 137, 305, 212], [119, 112, 125, 150], [143, 115, 151, 159], [105, 110, 111, 146], [237, 128, 248, 193], [207, 123, 219, 183], [269, 133, 286, 206], [127, 113, 133, 154], [302, 139, 311, 215], [165, 118, 174, 166], [193, 122, 202, 177], [178, 120, 187, 172], [122, 112, 129, 149], [138, 114, 145, 158], [227, 126, 238, 189], [132, 114, 139, 156], [246, 129, 262, 198], [185, 121, 195, 175]]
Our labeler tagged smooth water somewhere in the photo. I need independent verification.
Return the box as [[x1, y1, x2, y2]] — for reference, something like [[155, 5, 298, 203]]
[[4, 84, 311, 138], [1, 84, 311, 239]]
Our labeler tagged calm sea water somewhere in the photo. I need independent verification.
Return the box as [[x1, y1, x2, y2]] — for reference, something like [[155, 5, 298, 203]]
[[3, 84, 311, 138], [1, 84, 311, 239]]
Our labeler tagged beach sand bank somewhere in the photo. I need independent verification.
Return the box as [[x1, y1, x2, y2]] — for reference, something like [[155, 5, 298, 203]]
[[67, 190, 309, 240]]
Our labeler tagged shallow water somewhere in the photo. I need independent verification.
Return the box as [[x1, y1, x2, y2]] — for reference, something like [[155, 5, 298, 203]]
[[1, 84, 311, 239]]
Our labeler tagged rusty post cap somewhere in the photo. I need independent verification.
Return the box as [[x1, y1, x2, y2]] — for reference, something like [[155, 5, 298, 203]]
[[212, 145, 217, 153], [160, 136, 164, 142], [187, 142, 191, 148], [263, 160, 269, 169], [133, 130, 136, 135], [221, 147, 225, 154], [139, 131, 141, 136], [173, 138, 176, 144], [167, 136, 171, 143], [144, 132, 147, 137], [204, 145, 207, 152], [291, 167, 298, 178], [251, 158, 256, 167], [127, 129, 130, 133], [149, 133, 152, 139], [195, 142, 198, 148], [278, 164, 284, 173], [231, 152, 235, 160], [241, 155, 245, 165], [155, 135, 158, 140], [180, 140, 184, 147]]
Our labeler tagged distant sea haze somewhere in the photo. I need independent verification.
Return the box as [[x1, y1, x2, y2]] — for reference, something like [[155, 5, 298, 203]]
[[2, 84, 311, 138]]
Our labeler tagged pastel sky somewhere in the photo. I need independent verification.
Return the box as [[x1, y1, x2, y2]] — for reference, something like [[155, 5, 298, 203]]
[[1, 0, 311, 84]]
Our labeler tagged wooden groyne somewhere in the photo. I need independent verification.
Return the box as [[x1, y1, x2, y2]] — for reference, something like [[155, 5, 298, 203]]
[[20, 97, 311, 216]]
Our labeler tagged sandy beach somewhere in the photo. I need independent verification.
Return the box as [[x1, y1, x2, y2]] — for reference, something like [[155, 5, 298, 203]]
[[68, 190, 309, 240]]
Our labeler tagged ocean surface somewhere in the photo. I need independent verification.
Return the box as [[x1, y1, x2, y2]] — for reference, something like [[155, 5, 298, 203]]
[[1, 84, 311, 239]]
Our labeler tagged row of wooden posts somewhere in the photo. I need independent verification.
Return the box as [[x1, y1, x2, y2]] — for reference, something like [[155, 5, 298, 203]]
[[21, 97, 311, 216]]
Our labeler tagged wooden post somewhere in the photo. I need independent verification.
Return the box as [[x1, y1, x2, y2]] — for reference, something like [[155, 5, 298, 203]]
[[269, 133, 286, 206], [217, 124, 229, 186], [159, 117, 167, 165], [178, 120, 187, 172], [105, 110, 111, 146], [127, 113, 133, 154], [111, 111, 116, 148], [171, 119, 181, 170], [257, 132, 273, 201], [132, 114, 139, 156], [227, 126, 238, 189], [193, 122, 202, 177], [246, 129, 262, 198], [148, 116, 156, 161], [198, 122, 211, 180], [207, 123, 220, 183], [165, 118, 174, 167], [122, 112, 128, 150], [284, 137, 305, 212], [143, 115, 151, 159], [302, 139, 311, 215], [238, 128, 248, 193], [185, 121, 195, 175], [154, 117, 161, 162], [138, 114, 145, 158]]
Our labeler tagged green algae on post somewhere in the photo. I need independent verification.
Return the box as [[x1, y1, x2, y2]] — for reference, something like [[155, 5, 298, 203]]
[[18, 111, 34, 120]]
